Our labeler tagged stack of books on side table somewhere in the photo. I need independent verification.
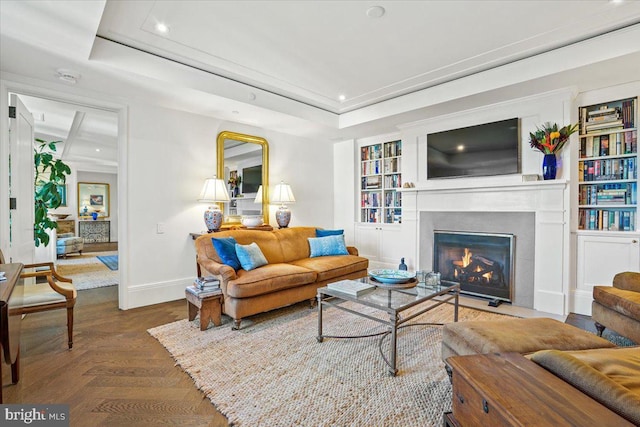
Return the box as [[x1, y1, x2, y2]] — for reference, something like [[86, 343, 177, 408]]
[[187, 276, 222, 298]]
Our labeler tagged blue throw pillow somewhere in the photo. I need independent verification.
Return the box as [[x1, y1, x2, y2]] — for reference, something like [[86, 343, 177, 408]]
[[212, 237, 241, 270], [316, 228, 344, 237], [235, 242, 268, 271], [308, 235, 349, 257]]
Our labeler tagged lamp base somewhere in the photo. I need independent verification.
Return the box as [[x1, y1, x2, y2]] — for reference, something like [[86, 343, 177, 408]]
[[204, 205, 224, 232], [275, 206, 291, 228]]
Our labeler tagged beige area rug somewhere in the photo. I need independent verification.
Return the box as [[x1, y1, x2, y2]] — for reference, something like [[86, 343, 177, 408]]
[[149, 301, 511, 426], [55, 251, 118, 290]]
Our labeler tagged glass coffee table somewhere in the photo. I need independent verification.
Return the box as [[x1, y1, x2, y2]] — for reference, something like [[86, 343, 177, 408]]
[[316, 277, 459, 376]]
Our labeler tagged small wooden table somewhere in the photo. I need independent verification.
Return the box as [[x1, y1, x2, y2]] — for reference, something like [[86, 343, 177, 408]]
[[185, 290, 223, 331]]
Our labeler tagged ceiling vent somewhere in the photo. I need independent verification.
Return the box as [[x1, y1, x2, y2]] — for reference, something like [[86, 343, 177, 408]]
[[56, 68, 80, 84]]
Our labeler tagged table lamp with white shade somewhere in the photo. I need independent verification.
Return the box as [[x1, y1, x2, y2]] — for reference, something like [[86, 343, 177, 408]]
[[271, 181, 296, 228], [198, 176, 230, 232]]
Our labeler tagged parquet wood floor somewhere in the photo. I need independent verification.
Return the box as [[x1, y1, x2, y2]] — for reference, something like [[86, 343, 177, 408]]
[[2, 286, 229, 426], [1, 284, 603, 427]]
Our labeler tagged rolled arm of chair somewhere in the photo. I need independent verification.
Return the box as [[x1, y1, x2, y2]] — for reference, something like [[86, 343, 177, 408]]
[[347, 246, 359, 256], [47, 275, 77, 300], [21, 262, 72, 283], [197, 257, 237, 282], [612, 271, 640, 292]]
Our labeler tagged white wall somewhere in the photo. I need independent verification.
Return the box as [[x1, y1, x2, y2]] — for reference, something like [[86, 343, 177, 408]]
[[123, 105, 334, 308]]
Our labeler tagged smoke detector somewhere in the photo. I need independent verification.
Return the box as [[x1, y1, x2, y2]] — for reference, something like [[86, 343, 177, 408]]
[[56, 68, 80, 84]]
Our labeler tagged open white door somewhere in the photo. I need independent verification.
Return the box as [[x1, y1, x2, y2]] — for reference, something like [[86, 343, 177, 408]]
[[8, 94, 35, 264]]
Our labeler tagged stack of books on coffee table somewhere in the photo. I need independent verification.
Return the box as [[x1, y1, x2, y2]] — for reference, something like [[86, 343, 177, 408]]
[[327, 279, 375, 296]]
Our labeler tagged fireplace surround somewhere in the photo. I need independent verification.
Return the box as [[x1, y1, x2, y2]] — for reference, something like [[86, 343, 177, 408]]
[[420, 211, 535, 309]]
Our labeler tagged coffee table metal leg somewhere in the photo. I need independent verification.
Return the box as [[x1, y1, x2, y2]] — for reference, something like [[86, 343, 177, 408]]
[[389, 313, 398, 376], [454, 290, 459, 322], [316, 294, 324, 343]]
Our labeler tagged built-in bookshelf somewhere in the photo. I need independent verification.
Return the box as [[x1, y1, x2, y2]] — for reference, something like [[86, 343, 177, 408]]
[[578, 97, 638, 231], [360, 140, 402, 223]]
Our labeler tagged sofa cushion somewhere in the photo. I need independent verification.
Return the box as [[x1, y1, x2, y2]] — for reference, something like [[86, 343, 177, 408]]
[[290, 255, 369, 283], [212, 237, 241, 270], [308, 235, 349, 257], [316, 228, 344, 237], [226, 263, 317, 298], [593, 285, 640, 319], [531, 347, 640, 425], [275, 227, 317, 262], [235, 242, 268, 271]]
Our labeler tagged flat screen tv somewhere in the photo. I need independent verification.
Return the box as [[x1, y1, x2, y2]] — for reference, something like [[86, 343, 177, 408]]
[[427, 118, 520, 179], [242, 165, 262, 193]]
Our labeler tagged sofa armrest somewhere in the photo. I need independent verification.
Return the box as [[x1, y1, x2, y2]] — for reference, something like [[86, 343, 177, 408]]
[[197, 256, 237, 282], [531, 348, 640, 425], [613, 272, 640, 292], [346, 246, 359, 256]]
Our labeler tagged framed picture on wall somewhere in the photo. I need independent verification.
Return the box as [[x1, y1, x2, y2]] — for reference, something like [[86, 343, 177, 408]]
[[35, 184, 67, 206], [57, 184, 67, 206], [90, 195, 104, 206]]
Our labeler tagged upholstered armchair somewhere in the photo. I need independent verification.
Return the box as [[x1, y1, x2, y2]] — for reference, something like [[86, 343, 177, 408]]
[[18, 262, 77, 349], [592, 271, 640, 343], [56, 232, 84, 258]]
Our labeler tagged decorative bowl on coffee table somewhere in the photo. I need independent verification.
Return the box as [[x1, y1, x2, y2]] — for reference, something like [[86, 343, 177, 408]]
[[369, 269, 416, 284]]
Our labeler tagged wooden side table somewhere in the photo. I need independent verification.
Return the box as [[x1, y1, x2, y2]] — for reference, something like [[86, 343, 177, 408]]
[[186, 289, 223, 331]]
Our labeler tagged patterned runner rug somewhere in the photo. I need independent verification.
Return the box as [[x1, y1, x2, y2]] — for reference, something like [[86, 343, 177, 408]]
[[56, 251, 118, 290], [149, 301, 511, 426]]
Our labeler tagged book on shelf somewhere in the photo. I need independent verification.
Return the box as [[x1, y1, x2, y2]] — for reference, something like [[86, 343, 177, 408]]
[[327, 279, 376, 296]]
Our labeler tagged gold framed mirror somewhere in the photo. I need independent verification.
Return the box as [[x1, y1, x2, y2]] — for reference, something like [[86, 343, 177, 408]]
[[216, 131, 269, 225], [77, 182, 110, 219]]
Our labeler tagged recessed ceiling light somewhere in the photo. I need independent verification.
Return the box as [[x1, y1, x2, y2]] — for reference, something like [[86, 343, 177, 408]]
[[56, 68, 80, 84], [457, 145, 465, 152], [610, 0, 624, 3], [155, 22, 170, 33], [95, 148, 100, 152], [338, 94, 346, 101], [366, 6, 385, 18]]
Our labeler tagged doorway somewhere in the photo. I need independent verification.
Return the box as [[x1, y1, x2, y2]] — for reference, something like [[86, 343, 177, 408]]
[[3, 83, 127, 308]]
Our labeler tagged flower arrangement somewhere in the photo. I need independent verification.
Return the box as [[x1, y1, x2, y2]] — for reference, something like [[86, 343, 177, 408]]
[[529, 122, 579, 154]]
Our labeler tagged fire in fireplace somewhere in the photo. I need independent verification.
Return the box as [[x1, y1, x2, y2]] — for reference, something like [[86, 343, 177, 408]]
[[433, 230, 514, 303]]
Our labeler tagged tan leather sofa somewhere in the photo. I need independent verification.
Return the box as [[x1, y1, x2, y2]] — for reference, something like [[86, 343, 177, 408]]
[[195, 227, 368, 329], [592, 271, 640, 343], [531, 346, 640, 425]]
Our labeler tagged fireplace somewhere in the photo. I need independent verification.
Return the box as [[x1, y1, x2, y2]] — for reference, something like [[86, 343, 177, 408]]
[[433, 230, 514, 303]]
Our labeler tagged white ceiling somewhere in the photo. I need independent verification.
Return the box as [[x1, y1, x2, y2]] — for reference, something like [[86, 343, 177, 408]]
[[97, 0, 640, 113], [16, 95, 118, 169], [2, 0, 640, 158]]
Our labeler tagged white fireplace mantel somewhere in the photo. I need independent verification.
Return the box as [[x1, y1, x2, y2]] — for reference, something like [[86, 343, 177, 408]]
[[401, 178, 571, 315], [398, 178, 568, 196]]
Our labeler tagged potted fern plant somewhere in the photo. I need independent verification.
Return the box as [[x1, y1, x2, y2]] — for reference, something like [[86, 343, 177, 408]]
[[34, 138, 71, 247]]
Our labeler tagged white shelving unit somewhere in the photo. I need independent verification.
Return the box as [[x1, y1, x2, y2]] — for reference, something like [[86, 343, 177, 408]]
[[359, 140, 402, 224], [577, 97, 637, 232]]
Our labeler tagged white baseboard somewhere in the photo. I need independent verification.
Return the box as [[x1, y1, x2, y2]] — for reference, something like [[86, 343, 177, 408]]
[[571, 289, 593, 316], [534, 290, 565, 316], [126, 277, 192, 309]]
